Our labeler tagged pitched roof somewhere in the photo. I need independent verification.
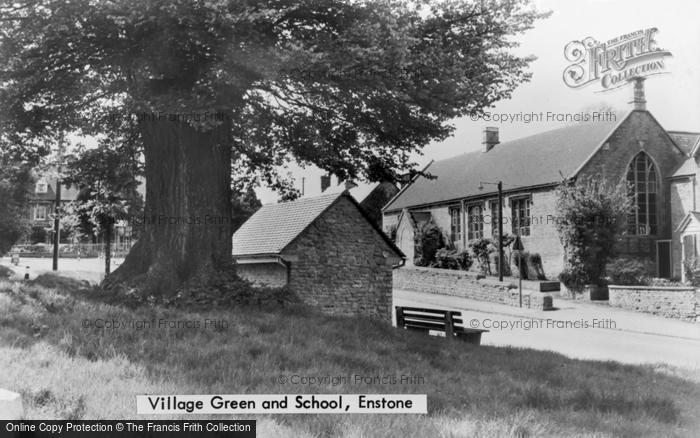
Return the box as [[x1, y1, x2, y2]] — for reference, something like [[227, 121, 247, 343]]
[[675, 211, 700, 234], [323, 181, 378, 203], [232, 191, 404, 258], [31, 178, 81, 202], [384, 116, 625, 212], [672, 157, 696, 178], [668, 131, 700, 156]]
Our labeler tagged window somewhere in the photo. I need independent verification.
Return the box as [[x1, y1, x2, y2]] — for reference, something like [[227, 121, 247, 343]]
[[511, 197, 531, 236], [490, 200, 501, 237], [467, 204, 484, 240], [626, 152, 658, 235], [449, 206, 462, 243], [35, 180, 48, 193], [34, 205, 47, 221]]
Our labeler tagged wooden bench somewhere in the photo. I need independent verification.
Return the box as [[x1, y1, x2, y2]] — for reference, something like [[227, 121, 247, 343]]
[[395, 306, 488, 345]]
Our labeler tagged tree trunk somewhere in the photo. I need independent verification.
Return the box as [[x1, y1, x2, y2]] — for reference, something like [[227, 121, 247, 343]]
[[104, 118, 233, 296]]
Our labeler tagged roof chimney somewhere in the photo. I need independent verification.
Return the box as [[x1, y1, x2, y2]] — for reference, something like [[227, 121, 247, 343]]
[[482, 127, 499, 152], [320, 174, 331, 192], [629, 77, 647, 111]]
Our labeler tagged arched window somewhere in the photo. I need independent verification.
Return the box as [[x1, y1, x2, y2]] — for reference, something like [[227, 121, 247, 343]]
[[626, 152, 658, 235]]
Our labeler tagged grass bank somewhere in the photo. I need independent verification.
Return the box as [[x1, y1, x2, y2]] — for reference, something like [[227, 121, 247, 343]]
[[1, 274, 699, 437]]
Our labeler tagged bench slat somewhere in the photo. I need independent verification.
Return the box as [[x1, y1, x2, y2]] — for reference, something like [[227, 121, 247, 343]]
[[399, 307, 461, 316], [402, 315, 463, 324], [395, 306, 488, 346]]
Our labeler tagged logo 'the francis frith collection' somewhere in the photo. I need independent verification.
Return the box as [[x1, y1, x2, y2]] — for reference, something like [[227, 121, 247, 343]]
[[563, 28, 672, 90]]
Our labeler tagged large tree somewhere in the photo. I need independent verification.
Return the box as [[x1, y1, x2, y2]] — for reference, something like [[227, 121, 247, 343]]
[[0, 0, 547, 295]]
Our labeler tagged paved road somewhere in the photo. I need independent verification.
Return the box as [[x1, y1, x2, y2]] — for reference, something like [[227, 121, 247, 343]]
[[0, 256, 124, 284], [394, 289, 700, 370]]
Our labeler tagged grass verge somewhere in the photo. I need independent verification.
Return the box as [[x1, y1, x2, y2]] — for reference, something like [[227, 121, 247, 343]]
[[1, 274, 699, 437]]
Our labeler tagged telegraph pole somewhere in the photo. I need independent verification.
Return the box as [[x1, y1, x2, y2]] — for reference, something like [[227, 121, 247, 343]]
[[52, 135, 65, 271], [497, 181, 504, 282]]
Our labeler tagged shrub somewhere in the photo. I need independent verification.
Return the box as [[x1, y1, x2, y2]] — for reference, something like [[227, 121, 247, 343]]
[[559, 266, 588, 292], [646, 277, 684, 287], [0, 265, 13, 278], [414, 221, 444, 266], [469, 237, 492, 275], [606, 257, 652, 286], [682, 257, 700, 287], [512, 251, 546, 280], [432, 248, 473, 271]]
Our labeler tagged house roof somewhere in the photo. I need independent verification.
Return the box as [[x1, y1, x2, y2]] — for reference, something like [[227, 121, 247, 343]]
[[675, 211, 700, 234], [384, 115, 625, 212], [232, 191, 404, 258], [31, 178, 81, 202], [671, 157, 696, 178], [668, 131, 700, 156]]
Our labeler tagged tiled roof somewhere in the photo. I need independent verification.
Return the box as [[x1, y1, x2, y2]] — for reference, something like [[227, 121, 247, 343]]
[[30, 180, 81, 202], [672, 157, 696, 178], [668, 131, 700, 156], [384, 116, 624, 212], [232, 191, 344, 256]]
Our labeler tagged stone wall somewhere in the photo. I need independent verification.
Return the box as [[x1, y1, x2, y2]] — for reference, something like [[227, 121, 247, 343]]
[[608, 285, 700, 322], [394, 266, 552, 310], [283, 196, 400, 321]]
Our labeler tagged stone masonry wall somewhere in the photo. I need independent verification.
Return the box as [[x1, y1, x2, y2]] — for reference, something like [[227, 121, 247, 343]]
[[608, 285, 700, 322], [394, 266, 552, 309], [283, 196, 400, 321]]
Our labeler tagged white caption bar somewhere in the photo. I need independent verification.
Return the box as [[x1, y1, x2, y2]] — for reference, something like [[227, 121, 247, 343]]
[[137, 394, 427, 414]]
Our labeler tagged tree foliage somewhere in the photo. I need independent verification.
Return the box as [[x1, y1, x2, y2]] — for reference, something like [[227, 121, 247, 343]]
[[0, 159, 33, 255], [63, 145, 143, 244], [555, 178, 632, 290], [230, 185, 262, 233], [0, 0, 548, 185], [0, 0, 548, 293]]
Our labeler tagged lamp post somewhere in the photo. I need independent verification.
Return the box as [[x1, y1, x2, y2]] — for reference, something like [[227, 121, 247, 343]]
[[478, 181, 504, 282]]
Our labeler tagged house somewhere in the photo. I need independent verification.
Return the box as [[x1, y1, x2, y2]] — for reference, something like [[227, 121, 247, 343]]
[[383, 78, 694, 279], [231, 191, 404, 320], [24, 175, 81, 244], [668, 132, 700, 281]]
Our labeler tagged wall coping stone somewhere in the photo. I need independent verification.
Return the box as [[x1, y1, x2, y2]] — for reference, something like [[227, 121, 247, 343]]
[[609, 285, 696, 292], [397, 266, 516, 288]]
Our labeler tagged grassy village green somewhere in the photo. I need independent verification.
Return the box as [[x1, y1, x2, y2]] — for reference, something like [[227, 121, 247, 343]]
[[1, 274, 699, 437]]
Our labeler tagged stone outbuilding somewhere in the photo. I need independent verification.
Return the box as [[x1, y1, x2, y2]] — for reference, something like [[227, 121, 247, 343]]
[[231, 191, 404, 320]]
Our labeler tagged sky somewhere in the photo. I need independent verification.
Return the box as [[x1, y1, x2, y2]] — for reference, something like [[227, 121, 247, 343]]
[[256, 0, 700, 203]]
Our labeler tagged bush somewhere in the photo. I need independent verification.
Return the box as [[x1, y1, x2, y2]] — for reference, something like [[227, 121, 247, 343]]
[[681, 257, 700, 287], [432, 248, 473, 271], [0, 265, 13, 278], [646, 277, 684, 287], [469, 237, 493, 274], [512, 251, 546, 280], [555, 178, 631, 286], [559, 266, 588, 293], [607, 257, 652, 286], [414, 221, 444, 266]]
